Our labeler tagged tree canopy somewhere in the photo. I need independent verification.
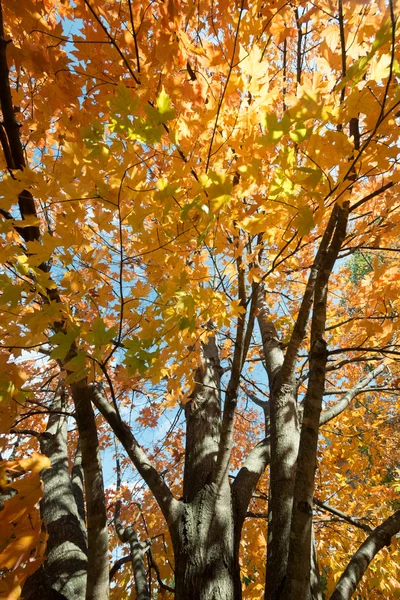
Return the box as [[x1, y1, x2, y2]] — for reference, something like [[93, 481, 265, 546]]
[[0, 0, 400, 599]]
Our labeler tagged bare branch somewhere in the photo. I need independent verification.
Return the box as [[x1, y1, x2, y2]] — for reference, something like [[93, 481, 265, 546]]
[[314, 498, 372, 533]]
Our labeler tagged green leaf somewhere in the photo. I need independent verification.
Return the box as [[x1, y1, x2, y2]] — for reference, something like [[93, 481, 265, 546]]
[[49, 325, 80, 361], [179, 317, 191, 330], [336, 20, 392, 92], [145, 87, 176, 125], [123, 336, 159, 376], [128, 118, 163, 144], [289, 126, 312, 143], [156, 87, 177, 122], [89, 318, 117, 348], [199, 171, 232, 212], [64, 351, 88, 383], [371, 19, 392, 53], [261, 112, 290, 146], [294, 205, 315, 236], [108, 83, 139, 115]]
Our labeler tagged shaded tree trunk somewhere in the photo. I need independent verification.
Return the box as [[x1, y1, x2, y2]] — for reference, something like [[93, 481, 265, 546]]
[[174, 481, 242, 600], [92, 328, 271, 600], [174, 332, 242, 599], [23, 397, 87, 600], [71, 380, 110, 600]]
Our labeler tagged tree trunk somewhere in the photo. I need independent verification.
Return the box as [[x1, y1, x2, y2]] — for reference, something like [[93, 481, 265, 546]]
[[174, 330, 242, 599], [71, 380, 110, 600], [23, 401, 87, 600], [174, 481, 242, 600]]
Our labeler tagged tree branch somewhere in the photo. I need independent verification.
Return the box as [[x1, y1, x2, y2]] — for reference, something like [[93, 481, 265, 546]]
[[320, 364, 386, 425], [314, 498, 372, 533], [114, 457, 150, 600], [90, 386, 180, 532], [0, 3, 40, 243], [109, 555, 131, 581], [232, 435, 271, 523], [214, 250, 247, 487], [280, 203, 339, 383], [330, 509, 400, 600]]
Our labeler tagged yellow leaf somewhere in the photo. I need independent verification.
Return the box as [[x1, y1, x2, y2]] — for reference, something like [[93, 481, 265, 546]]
[[19, 453, 51, 474]]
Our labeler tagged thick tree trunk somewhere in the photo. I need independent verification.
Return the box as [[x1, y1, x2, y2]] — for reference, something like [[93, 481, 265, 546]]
[[174, 330, 242, 599], [23, 402, 88, 600], [174, 481, 241, 600], [266, 380, 299, 600]]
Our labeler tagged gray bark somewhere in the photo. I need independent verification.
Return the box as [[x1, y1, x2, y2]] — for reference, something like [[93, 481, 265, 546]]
[[71, 441, 86, 531], [175, 332, 242, 599], [71, 381, 109, 600], [90, 386, 179, 533], [284, 205, 349, 600], [23, 401, 87, 600], [256, 286, 300, 600], [320, 364, 386, 426], [183, 334, 222, 501], [174, 480, 241, 600], [232, 435, 271, 524], [114, 456, 150, 600], [310, 524, 323, 600]]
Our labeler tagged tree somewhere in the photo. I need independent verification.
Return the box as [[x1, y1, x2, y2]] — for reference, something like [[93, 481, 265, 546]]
[[0, 0, 400, 598]]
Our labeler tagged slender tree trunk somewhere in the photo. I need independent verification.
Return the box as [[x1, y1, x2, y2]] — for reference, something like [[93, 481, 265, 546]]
[[284, 206, 349, 600], [71, 381, 110, 600], [23, 399, 88, 600], [115, 457, 150, 600], [256, 287, 300, 600]]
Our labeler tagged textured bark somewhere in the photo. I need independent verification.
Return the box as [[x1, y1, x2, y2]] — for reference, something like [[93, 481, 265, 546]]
[[174, 481, 241, 600], [256, 286, 300, 600], [71, 441, 86, 530], [23, 404, 87, 600], [116, 522, 150, 600], [330, 510, 400, 600], [284, 205, 349, 600], [115, 457, 150, 600], [183, 334, 222, 501], [256, 207, 341, 599], [320, 364, 386, 426], [232, 435, 271, 526], [175, 331, 242, 599], [266, 380, 299, 600], [71, 381, 109, 600], [90, 385, 179, 532], [314, 498, 372, 534], [310, 524, 323, 600]]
